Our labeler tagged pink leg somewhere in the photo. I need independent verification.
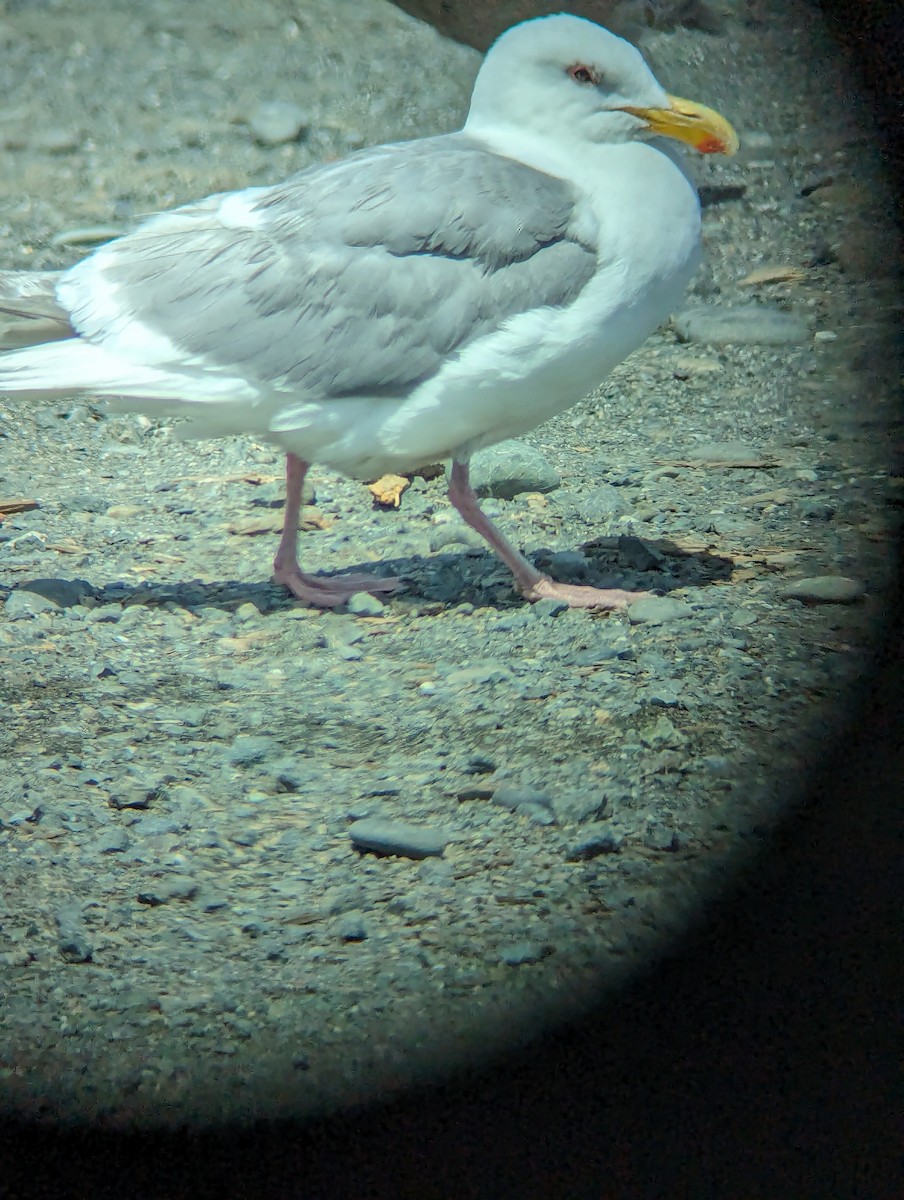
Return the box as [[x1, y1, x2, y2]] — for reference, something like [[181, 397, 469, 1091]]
[[272, 453, 400, 607], [447, 460, 648, 610]]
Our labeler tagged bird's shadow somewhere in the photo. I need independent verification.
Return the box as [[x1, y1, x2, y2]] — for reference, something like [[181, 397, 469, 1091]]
[[2, 535, 734, 614]]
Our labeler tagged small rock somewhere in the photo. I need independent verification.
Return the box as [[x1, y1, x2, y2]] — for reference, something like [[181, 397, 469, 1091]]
[[463, 753, 496, 775], [429, 524, 485, 552], [491, 785, 554, 812], [499, 941, 551, 966], [459, 440, 560, 498], [226, 734, 279, 766], [577, 484, 627, 523], [94, 829, 130, 854], [248, 100, 309, 145], [627, 596, 692, 625], [522, 803, 559, 826], [780, 576, 865, 604], [529, 597, 569, 620], [105, 503, 147, 520], [348, 818, 447, 859], [417, 858, 454, 885], [55, 905, 92, 963], [130, 816, 183, 837], [136, 876, 200, 906], [346, 591, 385, 616], [66, 493, 108, 513], [673, 304, 810, 345], [336, 910, 368, 941], [565, 822, 624, 860], [540, 550, 589, 582], [642, 822, 682, 851], [446, 662, 513, 688], [688, 440, 763, 465], [3, 590, 59, 618]]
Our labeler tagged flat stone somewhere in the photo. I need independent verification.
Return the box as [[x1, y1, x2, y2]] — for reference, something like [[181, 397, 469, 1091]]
[[3, 590, 59, 617], [780, 576, 865, 604], [446, 662, 513, 688], [688, 440, 763, 465], [673, 304, 810, 345], [348, 818, 447, 859], [491, 785, 554, 812], [457, 440, 560, 498], [627, 596, 692, 625], [499, 941, 550, 966]]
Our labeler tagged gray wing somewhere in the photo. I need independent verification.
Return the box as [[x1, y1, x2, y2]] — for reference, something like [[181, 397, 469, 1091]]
[[64, 135, 599, 398]]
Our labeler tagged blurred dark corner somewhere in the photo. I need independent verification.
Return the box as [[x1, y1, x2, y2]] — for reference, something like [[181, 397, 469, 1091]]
[[5, 2, 903, 1196]]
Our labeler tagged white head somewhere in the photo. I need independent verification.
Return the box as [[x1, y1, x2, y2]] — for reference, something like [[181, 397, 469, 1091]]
[[465, 14, 737, 157]]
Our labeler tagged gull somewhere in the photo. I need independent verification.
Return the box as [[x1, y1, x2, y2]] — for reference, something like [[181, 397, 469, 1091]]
[[0, 14, 737, 608]]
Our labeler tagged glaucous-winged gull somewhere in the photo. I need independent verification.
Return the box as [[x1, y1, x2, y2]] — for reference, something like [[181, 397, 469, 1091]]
[[0, 14, 737, 608]]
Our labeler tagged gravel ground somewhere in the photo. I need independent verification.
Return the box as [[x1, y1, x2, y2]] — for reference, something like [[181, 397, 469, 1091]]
[[0, 0, 900, 1127]]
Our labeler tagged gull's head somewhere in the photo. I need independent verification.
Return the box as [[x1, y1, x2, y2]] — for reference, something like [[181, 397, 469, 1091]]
[[466, 13, 738, 157]]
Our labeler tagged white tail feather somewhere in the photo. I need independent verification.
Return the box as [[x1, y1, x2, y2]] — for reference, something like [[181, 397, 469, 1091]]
[[0, 338, 259, 406]]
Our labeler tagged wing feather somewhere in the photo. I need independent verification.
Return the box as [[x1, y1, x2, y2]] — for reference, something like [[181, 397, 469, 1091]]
[[58, 135, 600, 400]]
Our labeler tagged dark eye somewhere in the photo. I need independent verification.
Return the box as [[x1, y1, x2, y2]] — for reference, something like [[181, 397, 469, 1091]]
[[567, 63, 600, 86]]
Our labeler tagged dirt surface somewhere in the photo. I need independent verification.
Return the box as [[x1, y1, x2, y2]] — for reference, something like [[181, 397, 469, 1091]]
[[0, 0, 900, 1127]]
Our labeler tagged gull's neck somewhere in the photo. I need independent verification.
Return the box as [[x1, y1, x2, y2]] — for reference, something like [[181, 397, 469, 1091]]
[[462, 118, 628, 185]]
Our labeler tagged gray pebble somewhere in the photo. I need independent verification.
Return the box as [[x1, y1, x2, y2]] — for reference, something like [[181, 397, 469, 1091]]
[[540, 550, 589, 582], [627, 596, 692, 625], [3, 590, 59, 618], [417, 858, 454, 885], [577, 484, 627, 523], [530, 596, 569, 619], [446, 662, 513, 688], [94, 829, 130, 854], [687, 440, 763, 465], [129, 816, 183, 837], [458, 439, 560, 498], [345, 591, 385, 616], [673, 304, 810, 345], [428, 524, 485, 553], [463, 753, 496, 775], [518, 802, 557, 826], [780, 576, 865, 604], [226, 734, 279, 766], [55, 905, 93, 963], [336, 910, 368, 941], [66, 493, 109, 513], [492, 785, 554, 812], [248, 100, 309, 145], [642, 822, 682, 851], [136, 876, 200, 905], [499, 941, 550, 966], [348, 818, 447, 859], [565, 822, 624, 860]]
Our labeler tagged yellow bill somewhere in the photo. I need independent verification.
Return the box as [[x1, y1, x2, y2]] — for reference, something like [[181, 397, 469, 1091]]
[[621, 94, 739, 156]]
